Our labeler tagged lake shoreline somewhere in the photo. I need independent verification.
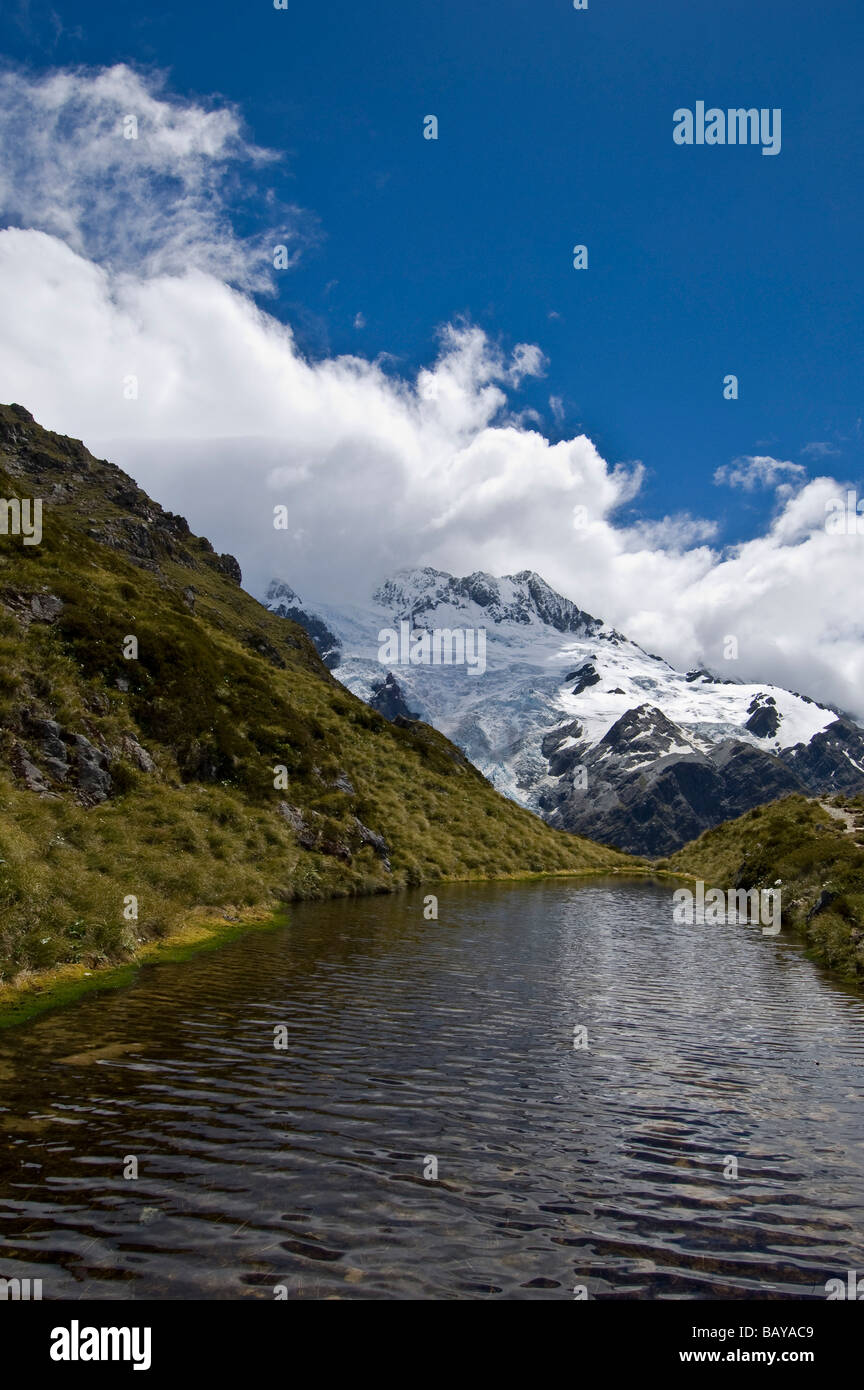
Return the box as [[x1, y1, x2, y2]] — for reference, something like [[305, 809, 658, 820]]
[[0, 865, 682, 1030]]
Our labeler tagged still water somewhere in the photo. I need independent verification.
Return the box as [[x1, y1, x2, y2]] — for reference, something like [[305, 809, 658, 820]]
[[1, 878, 863, 1300]]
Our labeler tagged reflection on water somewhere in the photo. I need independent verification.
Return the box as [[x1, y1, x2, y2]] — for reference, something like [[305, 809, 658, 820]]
[[1, 877, 863, 1300]]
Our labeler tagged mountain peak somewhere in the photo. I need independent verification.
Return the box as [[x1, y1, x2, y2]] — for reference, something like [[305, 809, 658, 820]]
[[366, 565, 602, 635]]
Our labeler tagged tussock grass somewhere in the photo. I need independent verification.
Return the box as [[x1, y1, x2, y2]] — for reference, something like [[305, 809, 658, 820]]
[[0, 403, 636, 991], [662, 794, 864, 982]]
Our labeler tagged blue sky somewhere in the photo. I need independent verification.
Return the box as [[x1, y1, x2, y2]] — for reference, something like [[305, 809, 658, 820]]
[[0, 1, 863, 711], [3, 0, 861, 543]]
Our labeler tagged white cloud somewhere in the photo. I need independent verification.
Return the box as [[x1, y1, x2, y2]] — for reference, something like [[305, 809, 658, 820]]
[[714, 454, 807, 492], [802, 440, 841, 458], [0, 66, 863, 720], [0, 63, 311, 289]]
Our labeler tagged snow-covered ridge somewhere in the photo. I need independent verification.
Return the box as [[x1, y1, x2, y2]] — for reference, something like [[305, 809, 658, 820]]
[[263, 566, 862, 855]]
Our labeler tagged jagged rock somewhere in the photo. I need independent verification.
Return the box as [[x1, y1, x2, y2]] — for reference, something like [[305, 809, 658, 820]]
[[541, 720, 583, 757], [781, 718, 864, 795], [569, 662, 601, 695], [27, 717, 69, 782], [119, 734, 155, 773], [113, 485, 148, 513], [70, 734, 112, 804], [686, 668, 723, 684], [369, 672, 419, 721], [30, 593, 63, 623], [332, 771, 355, 794], [544, 705, 804, 857], [10, 743, 53, 795], [277, 801, 319, 849], [352, 816, 391, 871], [276, 801, 368, 863], [119, 520, 156, 559], [215, 553, 242, 585], [182, 586, 197, 612], [162, 512, 191, 540], [745, 693, 781, 739], [370, 566, 601, 635], [264, 582, 342, 667]]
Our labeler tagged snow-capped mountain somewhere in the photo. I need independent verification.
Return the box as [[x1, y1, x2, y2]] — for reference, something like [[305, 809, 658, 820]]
[[264, 568, 864, 855]]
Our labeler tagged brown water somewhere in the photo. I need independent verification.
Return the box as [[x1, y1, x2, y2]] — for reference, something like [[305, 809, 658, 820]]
[[1, 877, 863, 1300]]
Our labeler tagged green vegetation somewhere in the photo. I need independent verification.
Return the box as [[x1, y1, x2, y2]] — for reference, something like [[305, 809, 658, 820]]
[[0, 403, 636, 1013], [662, 793, 864, 982]]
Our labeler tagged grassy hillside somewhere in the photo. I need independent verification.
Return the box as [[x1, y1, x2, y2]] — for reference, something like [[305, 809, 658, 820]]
[[662, 793, 864, 982], [0, 403, 635, 1000]]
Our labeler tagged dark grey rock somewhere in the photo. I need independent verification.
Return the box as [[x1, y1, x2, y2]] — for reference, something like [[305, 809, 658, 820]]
[[352, 816, 392, 871], [70, 734, 112, 803], [30, 593, 64, 623], [569, 662, 601, 695], [11, 743, 51, 794], [369, 673, 419, 722], [119, 734, 155, 773], [780, 718, 864, 795], [745, 694, 781, 739], [216, 553, 242, 585], [542, 704, 805, 857]]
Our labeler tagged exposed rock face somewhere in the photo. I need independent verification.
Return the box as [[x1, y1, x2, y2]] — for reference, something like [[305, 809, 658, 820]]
[[369, 673, 419, 721], [278, 801, 319, 849], [11, 743, 53, 795], [569, 662, 601, 695], [71, 734, 112, 804], [277, 802, 391, 870], [3, 589, 64, 625], [371, 567, 602, 636], [780, 717, 864, 794], [30, 593, 64, 623], [541, 705, 807, 856], [119, 734, 156, 774], [215, 553, 242, 585], [13, 716, 114, 803], [745, 693, 781, 739], [264, 564, 864, 857], [265, 581, 342, 667], [352, 817, 392, 871], [30, 718, 70, 782]]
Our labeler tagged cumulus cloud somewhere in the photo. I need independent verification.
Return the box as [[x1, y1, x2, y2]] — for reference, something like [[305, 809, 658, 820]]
[[714, 454, 807, 492], [0, 65, 863, 718]]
